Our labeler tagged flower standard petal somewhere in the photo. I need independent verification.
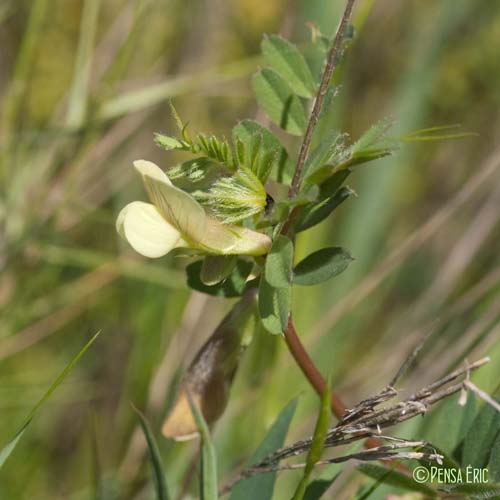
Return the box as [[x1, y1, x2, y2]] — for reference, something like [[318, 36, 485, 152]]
[[140, 171, 208, 245], [133, 159, 173, 185], [116, 201, 184, 258]]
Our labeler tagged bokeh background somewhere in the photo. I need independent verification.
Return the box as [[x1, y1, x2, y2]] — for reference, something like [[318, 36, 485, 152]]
[[1, 0, 499, 498]]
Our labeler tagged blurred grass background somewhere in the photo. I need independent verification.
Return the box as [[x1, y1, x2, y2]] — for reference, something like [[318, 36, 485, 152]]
[[0, 0, 499, 498]]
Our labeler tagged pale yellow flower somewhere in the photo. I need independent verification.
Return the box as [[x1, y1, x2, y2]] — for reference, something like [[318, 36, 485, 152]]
[[116, 160, 272, 258]]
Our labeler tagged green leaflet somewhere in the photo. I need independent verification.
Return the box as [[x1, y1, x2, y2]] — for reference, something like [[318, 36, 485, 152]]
[[262, 34, 316, 98], [301, 131, 347, 185], [252, 68, 306, 136], [200, 255, 237, 286], [293, 247, 353, 286], [186, 259, 255, 298], [167, 157, 230, 191], [258, 275, 291, 335], [295, 186, 353, 233], [232, 119, 292, 182], [265, 235, 294, 288]]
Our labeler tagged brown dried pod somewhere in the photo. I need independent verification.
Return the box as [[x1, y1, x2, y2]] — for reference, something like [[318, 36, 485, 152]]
[[162, 290, 257, 440]]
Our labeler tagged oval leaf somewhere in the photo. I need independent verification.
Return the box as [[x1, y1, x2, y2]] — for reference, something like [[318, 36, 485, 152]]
[[258, 276, 290, 334], [295, 186, 353, 233], [293, 247, 353, 286], [265, 235, 294, 288], [187, 259, 255, 298], [252, 69, 306, 136], [201, 255, 237, 286], [262, 34, 316, 98]]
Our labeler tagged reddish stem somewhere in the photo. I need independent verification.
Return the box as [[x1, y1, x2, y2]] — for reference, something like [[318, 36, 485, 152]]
[[285, 316, 347, 419]]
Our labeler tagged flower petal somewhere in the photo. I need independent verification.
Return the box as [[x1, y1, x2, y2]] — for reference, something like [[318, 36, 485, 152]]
[[116, 201, 183, 258], [133, 159, 172, 186], [201, 218, 272, 256], [141, 171, 207, 245]]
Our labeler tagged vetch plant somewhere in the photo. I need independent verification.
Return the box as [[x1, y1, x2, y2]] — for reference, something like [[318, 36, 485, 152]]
[[117, 1, 487, 497]]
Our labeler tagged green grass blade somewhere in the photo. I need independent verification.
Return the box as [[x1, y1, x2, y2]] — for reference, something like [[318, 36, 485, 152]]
[[132, 404, 170, 500], [229, 397, 298, 500], [186, 392, 218, 500], [0, 330, 101, 469], [357, 464, 436, 497], [292, 381, 331, 500], [0, 432, 24, 470], [66, 0, 102, 127], [303, 473, 341, 500]]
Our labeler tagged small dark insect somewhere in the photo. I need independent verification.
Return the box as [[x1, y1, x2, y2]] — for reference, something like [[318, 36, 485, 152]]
[[264, 193, 275, 215]]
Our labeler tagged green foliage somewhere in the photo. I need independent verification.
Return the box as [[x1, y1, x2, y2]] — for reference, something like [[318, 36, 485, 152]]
[[420, 393, 477, 458], [0, 331, 100, 470], [293, 247, 353, 286], [132, 405, 170, 500], [301, 131, 348, 184], [167, 157, 230, 191], [401, 124, 478, 143], [186, 259, 255, 297], [440, 482, 500, 498], [200, 255, 237, 286], [186, 392, 218, 500], [292, 382, 331, 500], [261, 35, 316, 98], [302, 120, 396, 185], [234, 133, 275, 184], [295, 169, 352, 232], [252, 68, 307, 135], [461, 398, 500, 469], [265, 235, 294, 288], [258, 275, 291, 334], [357, 464, 437, 497], [302, 473, 341, 500], [489, 433, 500, 483], [232, 119, 292, 181], [295, 186, 353, 233], [229, 398, 298, 500]]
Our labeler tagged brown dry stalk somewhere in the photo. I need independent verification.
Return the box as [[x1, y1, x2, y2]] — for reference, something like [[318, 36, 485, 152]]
[[220, 357, 489, 495]]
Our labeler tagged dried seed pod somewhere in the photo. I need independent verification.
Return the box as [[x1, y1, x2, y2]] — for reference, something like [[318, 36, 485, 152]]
[[162, 290, 257, 440]]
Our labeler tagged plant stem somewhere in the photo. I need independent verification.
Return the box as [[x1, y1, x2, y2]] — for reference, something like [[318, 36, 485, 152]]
[[281, 0, 357, 420], [289, 0, 356, 197], [285, 316, 347, 419]]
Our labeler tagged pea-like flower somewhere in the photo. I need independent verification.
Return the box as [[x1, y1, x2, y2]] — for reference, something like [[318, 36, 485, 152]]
[[116, 160, 272, 258]]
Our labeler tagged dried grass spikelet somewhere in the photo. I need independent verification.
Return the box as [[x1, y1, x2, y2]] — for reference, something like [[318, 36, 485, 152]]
[[162, 290, 257, 441]]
